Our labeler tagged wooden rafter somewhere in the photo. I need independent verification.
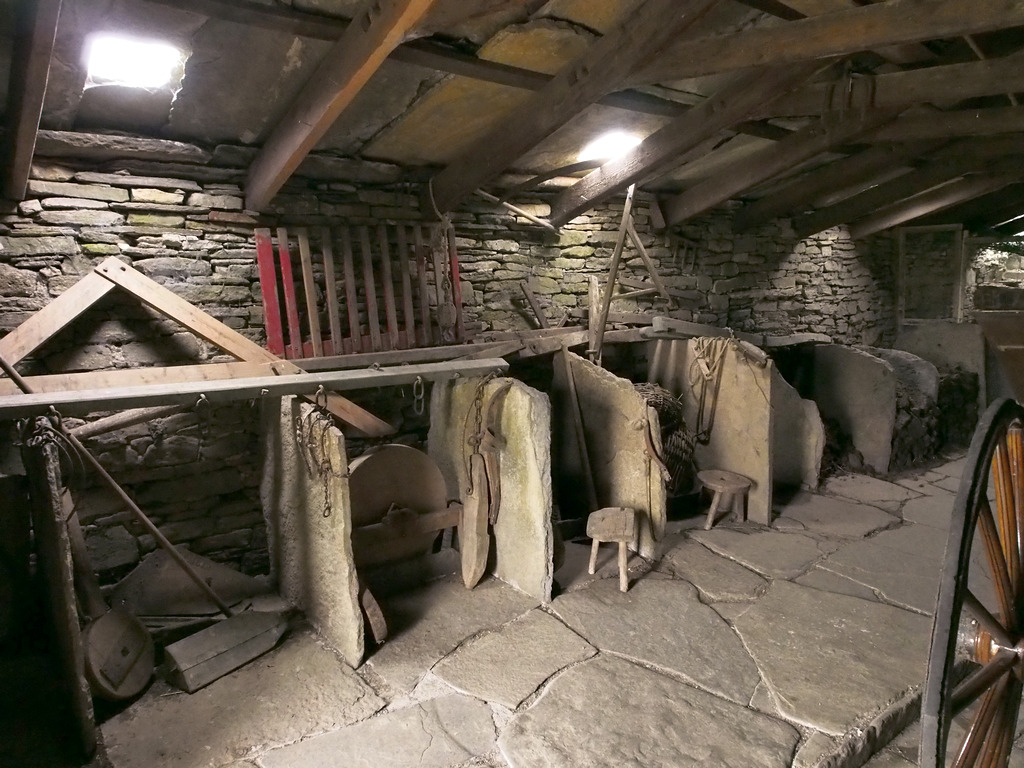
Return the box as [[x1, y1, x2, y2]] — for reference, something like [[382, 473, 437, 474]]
[[427, 0, 721, 214], [870, 106, 1024, 142], [547, 61, 826, 227], [849, 173, 1024, 239], [3, 0, 62, 201], [661, 108, 899, 227], [630, 0, 1024, 87], [916, 184, 1024, 229], [756, 51, 1024, 120], [245, 0, 438, 211]]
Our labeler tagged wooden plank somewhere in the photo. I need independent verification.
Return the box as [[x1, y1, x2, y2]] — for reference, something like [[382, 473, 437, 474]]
[[320, 227, 343, 353], [632, 0, 1024, 86], [447, 226, 466, 342], [0, 272, 115, 365], [430, 226, 450, 341], [0, 361, 276, 396], [377, 225, 400, 350], [662, 108, 900, 227], [414, 226, 433, 345], [549, 61, 826, 226], [520, 280, 549, 329], [0, 359, 510, 418], [297, 342, 510, 371], [358, 225, 382, 351], [3, 0, 62, 200], [340, 227, 363, 353], [245, 0, 439, 210], [254, 227, 286, 355], [275, 227, 304, 359], [848, 173, 1022, 238], [870, 106, 1024, 142], [427, 0, 721, 213], [296, 228, 323, 357], [396, 225, 416, 346]]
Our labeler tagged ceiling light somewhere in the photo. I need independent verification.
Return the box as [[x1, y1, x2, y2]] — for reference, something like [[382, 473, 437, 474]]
[[578, 131, 642, 163], [86, 35, 184, 90]]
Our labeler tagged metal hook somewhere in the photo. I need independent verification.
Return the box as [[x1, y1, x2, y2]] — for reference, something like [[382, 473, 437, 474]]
[[314, 385, 328, 410]]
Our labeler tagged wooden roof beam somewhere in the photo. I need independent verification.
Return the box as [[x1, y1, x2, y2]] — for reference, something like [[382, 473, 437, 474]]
[[870, 106, 1024, 142], [661, 108, 899, 227], [631, 0, 1024, 86], [3, 0, 62, 201], [849, 172, 1024, 239], [245, 0, 439, 211], [426, 0, 722, 214], [757, 50, 1024, 119], [547, 61, 825, 227]]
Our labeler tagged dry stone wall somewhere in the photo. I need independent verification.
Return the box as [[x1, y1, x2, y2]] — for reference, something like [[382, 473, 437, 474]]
[[0, 157, 900, 578]]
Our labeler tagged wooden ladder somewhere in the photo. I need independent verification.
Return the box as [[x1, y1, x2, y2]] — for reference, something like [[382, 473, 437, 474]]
[[254, 224, 465, 359]]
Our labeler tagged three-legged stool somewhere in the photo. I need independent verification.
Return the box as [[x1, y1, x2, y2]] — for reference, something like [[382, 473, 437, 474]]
[[697, 470, 752, 530], [586, 507, 638, 592]]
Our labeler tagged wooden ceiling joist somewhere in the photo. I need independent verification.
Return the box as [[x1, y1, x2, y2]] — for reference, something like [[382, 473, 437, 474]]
[[547, 61, 826, 227], [870, 106, 1024, 142], [848, 172, 1024, 239], [245, 0, 438, 211], [915, 184, 1024, 229], [661, 108, 899, 227], [427, 0, 721, 214], [733, 142, 944, 231], [630, 0, 1024, 87], [756, 51, 1024, 120], [3, 0, 62, 201]]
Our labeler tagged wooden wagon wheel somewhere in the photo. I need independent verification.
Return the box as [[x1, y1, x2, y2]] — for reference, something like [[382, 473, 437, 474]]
[[921, 398, 1024, 767]]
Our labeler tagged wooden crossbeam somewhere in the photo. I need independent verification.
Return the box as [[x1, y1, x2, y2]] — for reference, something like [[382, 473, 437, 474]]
[[3, 0, 62, 200], [849, 173, 1024, 238], [548, 61, 825, 227], [245, 0, 438, 211], [870, 107, 1024, 142], [427, 0, 720, 214], [630, 0, 1024, 86], [915, 184, 1024, 229], [756, 51, 1024, 120], [662, 109, 899, 227]]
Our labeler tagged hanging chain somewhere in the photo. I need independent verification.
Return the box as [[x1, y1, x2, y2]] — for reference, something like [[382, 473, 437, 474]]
[[295, 402, 347, 518], [689, 336, 730, 445], [413, 376, 425, 416], [462, 371, 502, 495]]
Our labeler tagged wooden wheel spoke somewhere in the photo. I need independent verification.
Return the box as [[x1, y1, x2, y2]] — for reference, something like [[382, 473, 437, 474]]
[[1008, 424, 1024, 601], [963, 590, 1015, 652], [992, 438, 1019, 596], [952, 649, 1018, 717], [979, 498, 1017, 628], [953, 674, 1009, 768]]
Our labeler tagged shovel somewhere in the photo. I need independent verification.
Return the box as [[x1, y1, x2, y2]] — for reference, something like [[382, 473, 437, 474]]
[[0, 353, 288, 693]]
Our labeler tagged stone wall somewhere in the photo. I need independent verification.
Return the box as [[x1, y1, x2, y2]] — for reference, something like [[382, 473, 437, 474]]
[[900, 228, 960, 320], [0, 157, 901, 578]]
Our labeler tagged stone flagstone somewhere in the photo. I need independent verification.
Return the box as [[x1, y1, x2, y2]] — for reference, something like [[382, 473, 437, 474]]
[[102, 632, 385, 768], [690, 527, 837, 580], [822, 474, 919, 513], [774, 491, 898, 538], [262, 694, 496, 768], [498, 654, 800, 768], [794, 566, 880, 603], [655, 536, 767, 602], [368, 577, 537, 693], [732, 580, 931, 735], [901, 493, 955, 528], [550, 577, 760, 704], [433, 609, 596, 709]]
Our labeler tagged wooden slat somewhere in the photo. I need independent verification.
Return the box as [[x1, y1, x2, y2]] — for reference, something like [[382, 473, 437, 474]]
[[275, 227, 304, 359], [0, 361, 276, 396], [358, 225, 382, 351], [320, 226, 343, 353], [397, 224, 416, 345], [446, 226, 466, 342], [0, 272, 115, 365], [662, 108, 900, 227], [3, 0, 62, 200], [632, 0, 1024, 86], [427, 0, 721, 213], [414, 226, 433, 345], [296, 228, 323, 357], [340, 227, 363, 353], [254, 227, 286, 355], [549, 61, 826, 226], [377, 225, 400, 350], [430, 226, 449, 341], [244, 0, 438, 210]]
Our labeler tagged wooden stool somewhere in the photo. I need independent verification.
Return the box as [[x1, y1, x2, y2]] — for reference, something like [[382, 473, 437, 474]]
[[586, 507, 637, 592], [697, 470, 752, 530]]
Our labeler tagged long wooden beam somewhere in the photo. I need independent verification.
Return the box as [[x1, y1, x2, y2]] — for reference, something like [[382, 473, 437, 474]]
[[548, 61, 824, 227], [245, 0, 438, 211], [661, 108, 899, 227], [756, 51, 1024, 119], [849, 173, 1024, 239], [733, 142, 942, 231], [630, 0, 1024, 86], [914, 184, 1024, 228], [870, 107, 1024, 142], [427, 0, 721, 214], [3, 0, 62, 200], [0, 359, 509, 418]]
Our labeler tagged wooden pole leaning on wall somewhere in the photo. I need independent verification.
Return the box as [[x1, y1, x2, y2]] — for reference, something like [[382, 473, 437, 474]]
[[591, 183, 637, 365]]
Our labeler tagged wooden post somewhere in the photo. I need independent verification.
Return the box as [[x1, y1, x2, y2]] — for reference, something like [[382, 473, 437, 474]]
[[592, 184, 637, 364]]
